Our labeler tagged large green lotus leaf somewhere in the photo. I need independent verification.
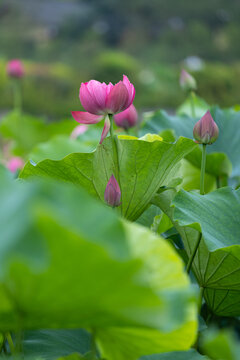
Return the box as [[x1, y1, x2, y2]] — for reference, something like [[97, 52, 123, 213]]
[[20, 136, 196, 221], [0, 111, 76, 156], [152, 188, 240, 316], [0, 174, 197, 359], [142, 107, 239, 181], [140, 349, 209, 359], [29, 135, 96, 163]]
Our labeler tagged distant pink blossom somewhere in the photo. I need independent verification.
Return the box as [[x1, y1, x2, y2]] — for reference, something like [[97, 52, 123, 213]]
[[72, 75, 135, 143], [7, 59, 24, 78], [114, 104, 138, 130], [7, 157, 24, 173], [180, 69, 196, 91], [70, 125, 88, 139]]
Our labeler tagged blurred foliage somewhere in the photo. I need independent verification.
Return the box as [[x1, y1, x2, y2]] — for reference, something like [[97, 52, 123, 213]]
[[2, 58, 240, 117]]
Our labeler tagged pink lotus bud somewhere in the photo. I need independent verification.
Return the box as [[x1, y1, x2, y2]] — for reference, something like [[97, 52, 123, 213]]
[[7, 157, 24, 173], [70, 125, 88, 139], [104, 175, 121, 208], [180, 69, 197, 91], [114, 104, 138, 130], [193, 110, 219, 145], [7, 59, 24, 78]]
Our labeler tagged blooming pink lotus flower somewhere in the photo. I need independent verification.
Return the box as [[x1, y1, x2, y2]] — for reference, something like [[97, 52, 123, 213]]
[[72, 75, 135, 143], [180, 69, 197, 91], [7, 60, 24, 78], [7, 157, 24, 173], [193, 110, 219, 145], [114, 104, 138, 130], [104, 174, 121, 208], [70, 125, 88, 139]]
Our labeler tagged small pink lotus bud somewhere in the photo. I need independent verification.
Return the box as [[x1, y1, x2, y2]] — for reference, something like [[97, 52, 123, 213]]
[[193, 110, 219, 145], [104, 175, 121, 208], [180, 69, 197, 91], [114, 104, 138, 130], [7, 59, 24, 78], [7, 157, 24, 173]]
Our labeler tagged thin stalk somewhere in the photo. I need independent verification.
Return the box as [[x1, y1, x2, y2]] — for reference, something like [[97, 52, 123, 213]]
[[190, 91, 196, 118], [200, 144, 207, 195], [109, 114, 120, 181], [12, 80, 22, 113], [198, 286, 204, 313], [5, 332, 15, 354], [186, 232, 202, 274]]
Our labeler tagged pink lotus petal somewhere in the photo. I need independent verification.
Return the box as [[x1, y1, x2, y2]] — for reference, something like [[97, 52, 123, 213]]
[[80, 83, 104, 115], [86, 80, 108, 111], [100, 116, 111, 144], [106, 82, 129, 114], [70, 125, 88, 139], [71, 111, 103, 124], [123, 74, 135, 108]]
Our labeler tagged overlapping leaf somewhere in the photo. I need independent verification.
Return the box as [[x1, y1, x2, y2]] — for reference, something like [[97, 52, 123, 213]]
[[153, 187, 240, 316]]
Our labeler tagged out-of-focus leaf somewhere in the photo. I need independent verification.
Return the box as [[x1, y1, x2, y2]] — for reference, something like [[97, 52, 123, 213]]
[[20, 136, 197, 221], [0, 173, 197, 359], [140, 348, 209, 359], [201, 328, 240, 360], [23, 329, 91, 360], [29, 135, 96, 163], [0, 111, 76, 156], [177, 95, 209, 118]]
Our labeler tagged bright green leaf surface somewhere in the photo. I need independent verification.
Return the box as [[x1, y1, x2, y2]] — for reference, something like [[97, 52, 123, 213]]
[[20, 136, 196, 221]]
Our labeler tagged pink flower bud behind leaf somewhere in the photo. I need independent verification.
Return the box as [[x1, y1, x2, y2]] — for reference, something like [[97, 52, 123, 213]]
[[7, 60, 24, 78], [193, 110, 219, 145], [114, 104, 138, 130], [104, 175, 121, 207], [7, 157, 24, 173], [180, 69, 197, 91]]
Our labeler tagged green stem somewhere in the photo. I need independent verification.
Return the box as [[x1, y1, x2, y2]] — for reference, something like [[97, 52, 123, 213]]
[[186, 232, 202, 274], [198, 286, 204, 313], [190, 91, 196, 118], [200, 144, 207, 195], [109, 114, 120, 182], [12, 79, 22, 113], [5, 332, 15, 354]]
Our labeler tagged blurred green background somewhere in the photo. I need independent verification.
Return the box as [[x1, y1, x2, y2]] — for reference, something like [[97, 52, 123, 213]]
[[1, 0, 240, 117]]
